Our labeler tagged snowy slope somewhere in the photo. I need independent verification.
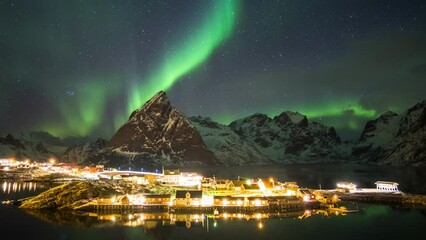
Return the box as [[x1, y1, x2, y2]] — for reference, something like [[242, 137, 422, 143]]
[[189, 116, 269, 165], [189, 112, 342, 164], [60, 138, 107, 165], [353, 101, 426, 166]]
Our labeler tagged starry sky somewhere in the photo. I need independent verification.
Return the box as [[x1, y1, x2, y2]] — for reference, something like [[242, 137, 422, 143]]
[[1, 0, 425, 141]]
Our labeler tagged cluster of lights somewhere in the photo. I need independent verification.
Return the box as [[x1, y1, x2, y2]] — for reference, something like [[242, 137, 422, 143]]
[[336, 182, 357, 190]]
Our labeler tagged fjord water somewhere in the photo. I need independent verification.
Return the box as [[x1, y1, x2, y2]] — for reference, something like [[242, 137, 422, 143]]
[[1, 164, 426, 240]]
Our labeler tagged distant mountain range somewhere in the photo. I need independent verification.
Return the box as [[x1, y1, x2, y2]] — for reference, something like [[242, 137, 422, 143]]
[[1, 91, 425, 166], [0, 134, 55, 162]]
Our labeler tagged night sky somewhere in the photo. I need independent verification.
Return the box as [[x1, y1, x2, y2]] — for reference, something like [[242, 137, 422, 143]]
[[1, 0, 425, 140]]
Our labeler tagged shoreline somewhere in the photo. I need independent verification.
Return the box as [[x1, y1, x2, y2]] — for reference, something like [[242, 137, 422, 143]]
[[336, 192, 426, 208]]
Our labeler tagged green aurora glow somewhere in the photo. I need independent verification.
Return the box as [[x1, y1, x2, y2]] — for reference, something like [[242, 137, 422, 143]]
[[212, 100, 378, 130], [114, 0, 240, 129], [41, 80, 118, 137], [4, 0, 423, 140]]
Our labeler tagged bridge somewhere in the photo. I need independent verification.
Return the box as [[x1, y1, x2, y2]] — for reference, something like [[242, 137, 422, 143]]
[[96, 170, 164, 177]]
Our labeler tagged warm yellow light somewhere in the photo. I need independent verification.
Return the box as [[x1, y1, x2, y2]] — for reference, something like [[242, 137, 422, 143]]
[[258, 222, 263, 229], [49, 158, 56, 165]]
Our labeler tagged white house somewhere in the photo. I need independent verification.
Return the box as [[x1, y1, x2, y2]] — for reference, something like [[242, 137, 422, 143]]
[[375, 181, 399, 192]]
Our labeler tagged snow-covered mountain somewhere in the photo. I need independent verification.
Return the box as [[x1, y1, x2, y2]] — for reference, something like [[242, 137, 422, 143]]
[[60, 138, 107, 165], [190, 112, 342, 164], [0, 134, 56, 161], [2, 90, 424, 167], [99, 91, 217, 166], [189, 116, 269, 165], [228, 111, 342, 162], [353, 101, 426, 166]]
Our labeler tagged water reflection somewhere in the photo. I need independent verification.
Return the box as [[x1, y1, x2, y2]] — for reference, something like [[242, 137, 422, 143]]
[[1, 181, 39, 194], [22, 208, 351, 230], [15, 205, 426, 240]]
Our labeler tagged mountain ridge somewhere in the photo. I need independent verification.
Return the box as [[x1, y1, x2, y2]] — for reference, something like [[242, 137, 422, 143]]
[[2, 92, 425, 167]]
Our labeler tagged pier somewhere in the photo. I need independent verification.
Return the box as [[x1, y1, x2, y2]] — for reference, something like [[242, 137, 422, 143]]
[[76, 200, 317, 214]]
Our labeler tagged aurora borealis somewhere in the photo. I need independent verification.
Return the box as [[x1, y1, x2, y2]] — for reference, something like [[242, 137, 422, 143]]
[[1, 0, 426, 140], [123, 0, 239, 129]]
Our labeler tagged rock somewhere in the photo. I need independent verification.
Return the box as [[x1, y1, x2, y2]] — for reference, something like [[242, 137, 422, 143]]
[[19, 180, 151, 210]]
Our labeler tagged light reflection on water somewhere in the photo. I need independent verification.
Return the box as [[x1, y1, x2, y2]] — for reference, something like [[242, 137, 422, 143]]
[[1, 181, 38, 194], [22, 208, 349, 230], [16, 205, 426, 240]]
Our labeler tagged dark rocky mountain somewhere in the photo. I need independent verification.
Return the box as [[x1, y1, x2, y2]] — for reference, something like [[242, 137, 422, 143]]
[[353, 101, 426, 166], [99, 91, 217, 166]]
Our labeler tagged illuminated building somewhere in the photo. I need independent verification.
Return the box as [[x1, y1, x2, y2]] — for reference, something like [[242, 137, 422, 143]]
[[375, 181, 399, 192], [174, 190, 203, 207]]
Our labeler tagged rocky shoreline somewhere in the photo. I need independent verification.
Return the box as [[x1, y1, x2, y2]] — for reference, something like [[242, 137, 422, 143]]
[[18, 180, 174, 210]]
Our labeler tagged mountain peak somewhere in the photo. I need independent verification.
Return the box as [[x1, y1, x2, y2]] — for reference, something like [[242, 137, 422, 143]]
[[381, 110, 398, 117], [144, 91, 168, 109], [129, 91, 171, 120], [274, 111, 308, 128], [104, 91, 217, 166]]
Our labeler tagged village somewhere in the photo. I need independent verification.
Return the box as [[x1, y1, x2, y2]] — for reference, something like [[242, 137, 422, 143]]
[[1, 157, 403, 214]]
